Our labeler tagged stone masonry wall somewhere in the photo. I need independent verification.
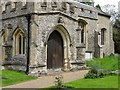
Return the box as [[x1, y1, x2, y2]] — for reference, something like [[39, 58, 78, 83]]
[[97, 15, 114, 56], [1, 16, 28, 71], [0, 1, 114, 76]]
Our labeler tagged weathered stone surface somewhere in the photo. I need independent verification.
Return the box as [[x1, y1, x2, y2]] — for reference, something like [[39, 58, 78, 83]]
[[0, 1, 114, 76], [3, 55, 27, 71], [4, 65, 26, 72]]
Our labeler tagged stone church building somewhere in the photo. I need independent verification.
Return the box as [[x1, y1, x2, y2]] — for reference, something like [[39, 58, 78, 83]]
[[0, 0, 114, 76]]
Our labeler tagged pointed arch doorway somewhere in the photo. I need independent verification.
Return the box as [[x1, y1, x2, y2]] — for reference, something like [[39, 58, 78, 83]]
[[47, 30, 64, 69]]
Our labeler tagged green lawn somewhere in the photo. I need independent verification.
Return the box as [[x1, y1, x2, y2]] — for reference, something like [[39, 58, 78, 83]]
[[64, 75, 119, 89], [44, 75, 119, 90], [45, 56, 119, 90], [64, 56, 119, 89], [86, 56, 119, 70], [1, 56, 119, 88], [1, 70, 37, 87]]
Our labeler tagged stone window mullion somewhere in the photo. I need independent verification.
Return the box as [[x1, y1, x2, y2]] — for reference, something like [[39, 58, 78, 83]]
[[16, 35, 19, 54]]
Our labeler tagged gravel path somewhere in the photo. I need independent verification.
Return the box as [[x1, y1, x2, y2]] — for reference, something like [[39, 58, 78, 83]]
[[3, 70, 89, 89]]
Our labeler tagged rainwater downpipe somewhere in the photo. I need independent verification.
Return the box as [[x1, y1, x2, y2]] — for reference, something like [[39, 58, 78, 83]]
[[25, 14, 31, 74]]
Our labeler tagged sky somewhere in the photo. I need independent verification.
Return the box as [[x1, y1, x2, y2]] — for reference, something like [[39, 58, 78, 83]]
[[94, 0, 120, 8]]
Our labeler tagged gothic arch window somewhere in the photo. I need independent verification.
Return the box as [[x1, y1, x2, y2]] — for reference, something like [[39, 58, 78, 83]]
[[78, 21, 86, 44], [13, 28, 25, 55], [101, 28, 106, 45]]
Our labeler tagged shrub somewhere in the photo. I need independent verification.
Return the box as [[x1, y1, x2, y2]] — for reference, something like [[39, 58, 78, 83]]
[[85, 55, 119, 79], [85, 65, 98, 79], [99, 72, 105, 78], [85, 62, 106, 79], [85, 70, 106, 79], [85, 71, 97, 79], [55, 75, 64, 89]]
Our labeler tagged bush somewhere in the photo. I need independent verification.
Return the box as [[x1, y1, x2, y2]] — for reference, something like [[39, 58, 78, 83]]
[[55, 75, 64, 89], [85, 70, 106, 79], [85, 65, 98, 79], [85, 55, 119, 79], [99, 72, 105, 78], [85, 71, 97, 79], [85, 63, 106, 79]]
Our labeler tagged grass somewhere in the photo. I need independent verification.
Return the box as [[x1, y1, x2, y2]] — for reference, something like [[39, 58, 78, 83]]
[[44, 56, 119, 90], [1, 56, 119, 88], [64, 75, 119, 88], [1, 70, 37, 87], [44, 75, 119, 90], [64, 56, 119, 89], [86, 56, 119, 70]]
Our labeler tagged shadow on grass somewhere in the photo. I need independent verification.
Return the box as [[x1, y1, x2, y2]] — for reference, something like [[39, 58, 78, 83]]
[[39, 87, 119, 90], [2, 88, 119, 90]]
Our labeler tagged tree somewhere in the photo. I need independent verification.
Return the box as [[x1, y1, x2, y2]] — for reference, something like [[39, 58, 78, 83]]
[[112, 13, 120, 54], [114, 14, 120, 29], [113, 27, 120, 54], [95, 4, 102, 11], [79, 0, 94, 6], [102, 4, 116, 14]]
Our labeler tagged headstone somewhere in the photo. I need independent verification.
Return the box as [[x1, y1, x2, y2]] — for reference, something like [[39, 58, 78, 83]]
[[85, 52, 92, 60]]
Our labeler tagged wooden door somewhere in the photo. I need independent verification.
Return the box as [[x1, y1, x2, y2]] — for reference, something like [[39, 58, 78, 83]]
[[47, 31, 64, 69]]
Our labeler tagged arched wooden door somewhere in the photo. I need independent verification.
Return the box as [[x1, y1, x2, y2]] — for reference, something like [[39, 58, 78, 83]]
[[47, 30, 64, 69]]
